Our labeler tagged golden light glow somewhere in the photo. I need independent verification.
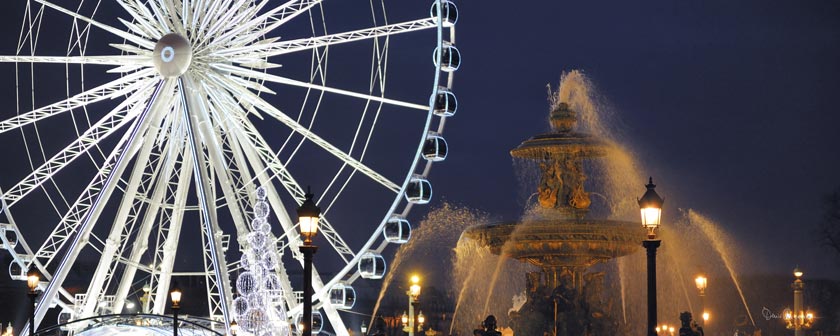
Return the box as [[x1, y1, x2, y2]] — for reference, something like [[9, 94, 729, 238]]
[[401, 312, 409, 325], [784, 309, 792, 321], [793, 268, 803, 279], [409, 284, 422, 298], [702, 311, 710, 322], [170, 288, 182, 306], [300, 215, 319, 243], [695, 275, 708, 294], [655, 327, 661, 333], [27, 274, 39, 291], [26, 267, 40, 292], [641, 207, 662, 229], [418, 311, 426, 325], [409, 275, 422, 298], [668, 327, 675, 333]]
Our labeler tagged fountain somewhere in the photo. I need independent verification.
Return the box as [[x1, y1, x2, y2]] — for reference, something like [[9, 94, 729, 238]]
[[462, 95, 644, 334]]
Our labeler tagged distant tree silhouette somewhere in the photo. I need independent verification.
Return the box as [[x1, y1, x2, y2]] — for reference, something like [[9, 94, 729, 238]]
[[819, 187, 840, 263]]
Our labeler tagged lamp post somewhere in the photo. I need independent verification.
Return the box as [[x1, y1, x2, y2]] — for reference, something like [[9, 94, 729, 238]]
[[140, 282, 151, 313], [784, 268, 814, 336], [170, 281, 182, 336], [26, 267, 39, 336], [298, 189, 321, 335], [639, 177, 664, 336], [695, 274, 708, 327], [406, 275, 422, 336]]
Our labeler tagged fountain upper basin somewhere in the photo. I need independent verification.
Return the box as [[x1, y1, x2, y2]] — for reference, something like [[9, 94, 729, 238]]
[[463, 218, 644, 268]]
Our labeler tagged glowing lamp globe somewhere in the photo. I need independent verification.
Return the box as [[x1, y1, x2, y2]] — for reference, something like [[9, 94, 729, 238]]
[[170, 283, 182, 307], [26, 267, 40, 292], [695, 275, 708, 295], [401, 312, 409, 326], [297, 190, 321, 244], [418, 311, 426, 325], [793, 267, 803, 279], [409, 275, 422, 299], [638, 177, 664, 239]]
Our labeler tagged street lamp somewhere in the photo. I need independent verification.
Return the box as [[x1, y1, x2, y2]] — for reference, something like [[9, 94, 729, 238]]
[[695, 274, 708, 327], [26, 267, 39, 336], [639, 177, 664, 336], [784, 267, 814, 336], [361, 321, 367, 335], [141, 282, 151, 313], [405, 275, 422, 336], [230, 319, 239, 336], [298, 188, 320, 335], [170, 281, 182, 336], [694, 275, 707, 296]]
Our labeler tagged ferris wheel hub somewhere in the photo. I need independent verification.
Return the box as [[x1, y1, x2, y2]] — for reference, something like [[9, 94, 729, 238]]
[[153, 33, 192, 77]]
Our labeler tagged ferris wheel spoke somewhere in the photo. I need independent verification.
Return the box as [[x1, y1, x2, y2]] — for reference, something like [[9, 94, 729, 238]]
[[220, 18, 436, 60], [210, 73, 401, 196], [117, 17, 160, 41], [80, 118, 165, 318], [115, 0, 167, 40], [200, 0, 321, 52], [199, 0, 260, 45], [193, 0, 241, 39], [150, 151, 194, 315], [3, 86, 155, 207], [177, 76, 233, 326], [29, 84, 163, 271], [186, 80, 252, 243], [222, 116, 308, 310], [0, 55, 149, 66], [0, 69, 154, 134], [110, 138, 182, 312], [27, 79, 174, 332], [226, 114, 357, 264], [33, 0, 155, 50], [214, 63, 428, 111]]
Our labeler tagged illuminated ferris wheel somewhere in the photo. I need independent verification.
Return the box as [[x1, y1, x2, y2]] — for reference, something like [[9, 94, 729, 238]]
[[0, 0, 458, 334]]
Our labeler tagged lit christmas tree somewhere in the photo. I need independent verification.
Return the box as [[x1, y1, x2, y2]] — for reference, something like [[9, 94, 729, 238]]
[[232, 186, 291, 336]]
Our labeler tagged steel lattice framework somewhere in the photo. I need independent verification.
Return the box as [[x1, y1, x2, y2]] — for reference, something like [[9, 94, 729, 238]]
[[0, 0, 459, 335]]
